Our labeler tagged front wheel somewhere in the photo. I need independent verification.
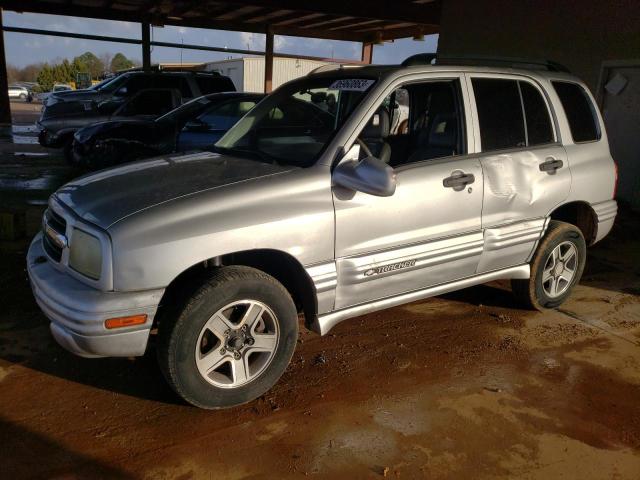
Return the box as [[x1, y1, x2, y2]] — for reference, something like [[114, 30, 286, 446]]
[[157, 266, 298, 409], [512, 220, 586, 310]]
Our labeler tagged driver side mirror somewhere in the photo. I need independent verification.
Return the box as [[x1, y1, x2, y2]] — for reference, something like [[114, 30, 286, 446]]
[[333, 148, 396, 197]]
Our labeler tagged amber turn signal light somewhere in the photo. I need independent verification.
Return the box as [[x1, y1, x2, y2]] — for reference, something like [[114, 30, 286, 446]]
[[105, 314, 147, 329]]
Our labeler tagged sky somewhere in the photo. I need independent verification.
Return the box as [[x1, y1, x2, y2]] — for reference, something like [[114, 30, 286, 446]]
[[2, 12, 438, 68]]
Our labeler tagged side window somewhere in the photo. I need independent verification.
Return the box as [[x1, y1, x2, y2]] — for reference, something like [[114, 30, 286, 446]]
[[119, 90, 176, 116], [472, 78, 525, 151], [154, 76, 192, 98], [385, 88, 410, 135], [519, 81, 554, 145], [198, 100, 257, 129], [196, 76, 236, 94], [552, 81, 600, 142], [122, 75, 151, 96], [358, 80, 465, 166]]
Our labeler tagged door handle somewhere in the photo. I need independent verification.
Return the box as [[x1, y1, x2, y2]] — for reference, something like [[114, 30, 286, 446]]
[[539, 157, 564, 174], [443, 171, 475, 191]]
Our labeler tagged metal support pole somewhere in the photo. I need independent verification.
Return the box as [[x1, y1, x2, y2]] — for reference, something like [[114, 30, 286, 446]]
[[141, 21, 151, 73], [0, 10, 11, 127], [264, 27, 274, 93], [361, 42, 373, 64]]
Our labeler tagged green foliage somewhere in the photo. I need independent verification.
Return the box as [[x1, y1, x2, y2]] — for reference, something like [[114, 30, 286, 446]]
[[110, 53, 135, 72], [73, 52, 104, 79], [15, 50, 132, 92], [36, 64, 55, 91]]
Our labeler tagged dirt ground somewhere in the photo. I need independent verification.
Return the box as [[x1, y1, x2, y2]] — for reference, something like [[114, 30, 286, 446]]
[[0, 113, 639, 479]]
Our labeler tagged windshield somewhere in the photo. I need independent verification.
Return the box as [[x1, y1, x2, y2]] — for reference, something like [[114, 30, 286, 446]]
[[96, 74, 129, 93], [215, 76, 375, 167], [155, 95, 215, 124], [89, 77, 117, 91]]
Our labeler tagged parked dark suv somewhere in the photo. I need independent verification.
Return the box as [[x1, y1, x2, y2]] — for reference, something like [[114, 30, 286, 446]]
[[37, 70, 236, 157]]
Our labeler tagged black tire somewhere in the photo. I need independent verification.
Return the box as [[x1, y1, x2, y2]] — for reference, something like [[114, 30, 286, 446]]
[[157, 266, 298, 409], [63, 139, 77, 166], [512, 220, 586, 310]]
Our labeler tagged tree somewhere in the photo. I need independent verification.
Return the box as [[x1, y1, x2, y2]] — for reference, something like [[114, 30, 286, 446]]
[[99, 52, 113, 73], [37, 64, 55, 91], [73, 52, 104, 79], [110, 53, 135, 72]]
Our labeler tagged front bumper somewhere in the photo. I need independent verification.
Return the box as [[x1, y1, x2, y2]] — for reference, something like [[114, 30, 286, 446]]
[[27, 233, 165, 358], [38, 127, 62, 148]]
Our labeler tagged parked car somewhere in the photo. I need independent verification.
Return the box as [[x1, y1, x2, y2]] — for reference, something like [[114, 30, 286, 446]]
[[27, 58, 617, 409], [36, 84, 74, 103], [37, 71, 236, 155], [38, 88, 184, 161], [71, 92, 265, 169], [8, 84, 32, 102]]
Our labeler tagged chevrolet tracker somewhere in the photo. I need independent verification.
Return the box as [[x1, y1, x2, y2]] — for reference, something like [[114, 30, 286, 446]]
[[28, 57, 618, 409]]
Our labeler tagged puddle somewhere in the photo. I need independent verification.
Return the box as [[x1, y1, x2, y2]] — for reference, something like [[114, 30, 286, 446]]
[[10, 136, 40, 145], [0, 174, 61, 190], [12, 151, 49, 156], [12, 125, 39, 134]]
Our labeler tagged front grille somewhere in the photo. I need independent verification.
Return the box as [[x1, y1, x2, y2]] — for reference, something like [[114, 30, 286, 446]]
[[42, 208, 67, 262]]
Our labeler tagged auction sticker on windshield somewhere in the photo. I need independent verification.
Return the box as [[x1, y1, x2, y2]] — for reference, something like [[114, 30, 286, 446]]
[[329, 79, 375, 91]]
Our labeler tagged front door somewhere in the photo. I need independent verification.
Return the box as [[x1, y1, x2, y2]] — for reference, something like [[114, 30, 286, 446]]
[[332, 76, 484, 310]]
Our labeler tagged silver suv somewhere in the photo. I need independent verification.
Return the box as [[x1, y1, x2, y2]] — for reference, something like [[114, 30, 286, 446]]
[[27, 61, 618, 409]]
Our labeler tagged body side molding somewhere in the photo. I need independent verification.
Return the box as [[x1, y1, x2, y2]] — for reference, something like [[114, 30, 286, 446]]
[[311, 264, 530, 335]]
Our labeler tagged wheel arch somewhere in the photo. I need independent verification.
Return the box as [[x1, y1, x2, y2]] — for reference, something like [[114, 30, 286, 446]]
[[548, 201, 597, 245], [153, 249, 318, 332]]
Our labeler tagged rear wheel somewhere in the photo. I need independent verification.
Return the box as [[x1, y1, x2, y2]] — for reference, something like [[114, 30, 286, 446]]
[[157, 266, 298, 409], [512, 220, 586, 310]]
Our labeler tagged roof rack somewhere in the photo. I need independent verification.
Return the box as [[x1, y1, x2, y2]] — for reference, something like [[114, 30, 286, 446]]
[[120, 65, 221, 75], [401, 53, 571, 73]]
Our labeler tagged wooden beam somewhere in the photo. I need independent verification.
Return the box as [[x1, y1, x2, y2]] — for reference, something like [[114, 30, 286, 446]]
[[264, 26, 274, 93], [208, 0, 441, 26], [141, 21, 151, 72], [0, 1, 439, 42], [0, 9, 11, 126], [361, 42, 373, 64]]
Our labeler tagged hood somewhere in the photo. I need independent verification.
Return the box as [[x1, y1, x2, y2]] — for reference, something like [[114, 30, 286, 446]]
[[55, 151, 291, 229], [74, 118, 158, 143], [47, 89, 100, 103]]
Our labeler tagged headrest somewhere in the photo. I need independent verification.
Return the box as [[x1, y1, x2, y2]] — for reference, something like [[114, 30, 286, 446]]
[[428, 113, 458, 149], [361, 107, 390, 139]]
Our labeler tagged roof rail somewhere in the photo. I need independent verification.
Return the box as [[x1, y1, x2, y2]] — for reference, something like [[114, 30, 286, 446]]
[[401, 53, 571, 73], [308, 64, 363, 75]]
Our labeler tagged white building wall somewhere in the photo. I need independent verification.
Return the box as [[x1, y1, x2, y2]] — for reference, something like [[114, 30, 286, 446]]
[[204, 57, 332, 93]]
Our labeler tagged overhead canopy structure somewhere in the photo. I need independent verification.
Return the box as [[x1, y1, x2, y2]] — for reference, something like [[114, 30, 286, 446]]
[[0, 0, 442, 124], [0, 0, 441, 42]]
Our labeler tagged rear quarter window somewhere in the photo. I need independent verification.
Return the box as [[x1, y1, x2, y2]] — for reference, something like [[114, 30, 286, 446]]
[[552, 81, 600, 142]]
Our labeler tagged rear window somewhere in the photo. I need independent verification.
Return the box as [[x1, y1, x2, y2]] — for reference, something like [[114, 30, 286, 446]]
[[196, 76, 236, 94], [552, 81, 600, 142]]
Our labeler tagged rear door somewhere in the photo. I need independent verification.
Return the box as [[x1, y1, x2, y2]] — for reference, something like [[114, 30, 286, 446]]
[[467, 74, 571, 273]]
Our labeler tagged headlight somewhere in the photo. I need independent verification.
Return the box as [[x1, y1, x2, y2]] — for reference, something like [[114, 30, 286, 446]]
[[69, 228, 102, 280]]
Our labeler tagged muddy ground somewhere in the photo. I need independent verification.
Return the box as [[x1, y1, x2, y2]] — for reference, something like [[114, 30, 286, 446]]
[[1, 112, 639, 479]]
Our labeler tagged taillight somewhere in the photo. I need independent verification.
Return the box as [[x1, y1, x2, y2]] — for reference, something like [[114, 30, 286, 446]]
[[613, 160, 618, 199]]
